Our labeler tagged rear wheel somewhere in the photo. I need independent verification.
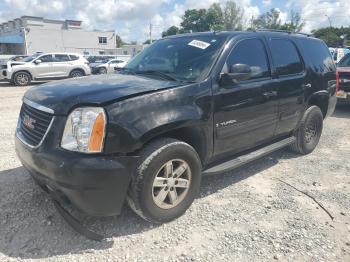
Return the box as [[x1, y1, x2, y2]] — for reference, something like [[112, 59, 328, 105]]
[[290, 105, 323, 154], [127, 138, 202, 223], [13, 71, 31, 86], [70, 69, 84, 78]]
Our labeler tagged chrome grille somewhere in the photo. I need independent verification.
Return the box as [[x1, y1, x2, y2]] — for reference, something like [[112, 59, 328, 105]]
[[18, 102, 54, 147]]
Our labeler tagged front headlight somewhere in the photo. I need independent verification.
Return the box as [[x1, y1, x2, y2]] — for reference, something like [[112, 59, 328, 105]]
[[61, 107, 106, 153]]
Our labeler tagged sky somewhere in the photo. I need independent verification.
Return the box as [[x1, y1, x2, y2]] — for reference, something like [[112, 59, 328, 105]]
[[0, 0, 349, 42]]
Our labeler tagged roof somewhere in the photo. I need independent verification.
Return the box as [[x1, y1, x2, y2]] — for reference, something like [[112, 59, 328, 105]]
[[164, 30, 318, 40]]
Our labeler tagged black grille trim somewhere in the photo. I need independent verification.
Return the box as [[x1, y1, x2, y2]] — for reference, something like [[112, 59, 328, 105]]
[[18, 102, 54, 147]]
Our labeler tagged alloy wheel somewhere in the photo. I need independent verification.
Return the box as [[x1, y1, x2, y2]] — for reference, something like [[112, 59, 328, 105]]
[[152, 159, 191, 209], [16, 73, 29, 85]]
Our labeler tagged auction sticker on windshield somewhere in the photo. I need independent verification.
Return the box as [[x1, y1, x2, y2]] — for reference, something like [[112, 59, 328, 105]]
[[188, 40, 211, 49]]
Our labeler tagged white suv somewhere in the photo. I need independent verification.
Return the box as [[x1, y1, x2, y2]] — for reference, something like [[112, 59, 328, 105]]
[[3, 53, 91, 86]]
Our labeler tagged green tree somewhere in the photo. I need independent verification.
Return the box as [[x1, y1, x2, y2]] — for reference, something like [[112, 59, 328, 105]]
[[180, 9, 209, 32], [206, 3, 224, 31], [253, 8, 282, 29], [162, 26, 180, 37], [223, 1, 244, 31], [279, 10, 305, 32], [312, 27, 350, 47], [115, 34, 124, 48]]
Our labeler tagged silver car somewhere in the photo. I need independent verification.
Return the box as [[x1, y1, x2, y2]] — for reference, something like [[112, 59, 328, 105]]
[[90, 59, 128, 74], [4, 53, 91, 86]]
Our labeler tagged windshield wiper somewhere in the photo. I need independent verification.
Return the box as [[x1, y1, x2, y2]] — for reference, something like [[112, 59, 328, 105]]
[[135, 70, 181, 82]]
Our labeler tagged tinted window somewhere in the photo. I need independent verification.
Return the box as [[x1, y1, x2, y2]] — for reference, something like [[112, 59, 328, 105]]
[[69, 55, 79, 61], [38, 55, 54, 63], [126, 35, 228, 82], [54, 54, 70, 62], [225, 38, 270, 81], [299, 38, 335, 72], [270, 39, 303, 76], [338, 53, 350, 68]]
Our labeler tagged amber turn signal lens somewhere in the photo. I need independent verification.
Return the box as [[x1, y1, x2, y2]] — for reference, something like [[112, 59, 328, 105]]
[[88, 112, 106, 152]]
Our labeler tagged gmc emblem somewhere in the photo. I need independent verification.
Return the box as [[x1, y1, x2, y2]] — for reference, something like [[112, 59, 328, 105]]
[[23, 114, 36, 129]]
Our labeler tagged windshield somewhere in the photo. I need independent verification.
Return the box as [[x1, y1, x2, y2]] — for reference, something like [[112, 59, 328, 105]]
[[338, 53, 350, 67], [21, 53, 41, 62], [125, 35, 228, 82]]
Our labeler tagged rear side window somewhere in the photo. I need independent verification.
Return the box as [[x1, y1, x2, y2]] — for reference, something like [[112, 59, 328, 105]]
[[54, 54, 70, 62], [225, 38, 271, 81], [299, 38, 335, 72], [69, 55, 79, 61], [270, 39, 303, 76]]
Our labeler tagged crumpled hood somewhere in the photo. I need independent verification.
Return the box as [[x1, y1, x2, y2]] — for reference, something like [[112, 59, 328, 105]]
[[24, 74, 180, 115]]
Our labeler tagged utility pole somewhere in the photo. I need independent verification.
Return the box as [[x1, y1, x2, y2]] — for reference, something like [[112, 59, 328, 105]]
[[149, 23, 153, 44], [325, 15, 332, 27]]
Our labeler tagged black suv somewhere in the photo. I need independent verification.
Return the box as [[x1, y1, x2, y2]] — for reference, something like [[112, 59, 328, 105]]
[[15, 31, 337, 224]]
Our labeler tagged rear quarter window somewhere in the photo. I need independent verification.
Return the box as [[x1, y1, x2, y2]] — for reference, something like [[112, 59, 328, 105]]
[[69, 55, 80, 61], [298, 38, 335, 73]]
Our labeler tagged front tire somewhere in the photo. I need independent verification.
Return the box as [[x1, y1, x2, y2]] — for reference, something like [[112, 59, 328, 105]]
[[99, 67, 107, 74], [13, 71, 31, 86], [127, 138, 202, 223], [290, 105, 323, 154]]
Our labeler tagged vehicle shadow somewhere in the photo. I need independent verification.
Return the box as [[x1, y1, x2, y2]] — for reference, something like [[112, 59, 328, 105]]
[[332, 103, 350, 119], [0, 148, 296, 259], [0, 81, 46, 88]]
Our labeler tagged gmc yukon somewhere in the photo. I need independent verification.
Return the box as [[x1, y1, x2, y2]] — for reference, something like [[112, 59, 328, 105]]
[[15, 31, 337, 229]]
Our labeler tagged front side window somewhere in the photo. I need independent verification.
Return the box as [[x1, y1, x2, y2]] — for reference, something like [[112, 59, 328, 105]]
[[270, 39, 303, 76], [99, 37, 107, 44], [224, 38, 271, 81], [125, 35, 228, 82], [38, 55, 54, 63]]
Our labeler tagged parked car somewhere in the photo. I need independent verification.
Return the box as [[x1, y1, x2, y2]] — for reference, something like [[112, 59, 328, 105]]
[[90, 59, 127, 74], [336, 53, 350, 103], [3, 53, 91, 86], [86, 55, 115, 64], [329, 47, 350, 64], [15, 31, 336, 229], [0, 55, 29, 80]]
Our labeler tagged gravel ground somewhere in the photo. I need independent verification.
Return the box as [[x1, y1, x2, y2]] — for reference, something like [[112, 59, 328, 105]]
[[0, 81, 349, 261]]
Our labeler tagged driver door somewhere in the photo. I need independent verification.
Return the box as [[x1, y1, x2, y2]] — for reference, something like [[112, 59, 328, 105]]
[[213, 38, 279, 156], [32, 55, 54, 78]]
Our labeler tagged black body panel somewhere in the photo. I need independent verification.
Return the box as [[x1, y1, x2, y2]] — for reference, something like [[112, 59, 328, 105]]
[[15, 31, 337, 217]]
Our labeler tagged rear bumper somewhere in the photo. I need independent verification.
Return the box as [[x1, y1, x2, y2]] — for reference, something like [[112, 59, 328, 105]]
[[15, 133, 139, 216], [336, 91, 350, 103]]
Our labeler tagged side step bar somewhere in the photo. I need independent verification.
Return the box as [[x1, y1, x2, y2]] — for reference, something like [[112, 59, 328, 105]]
[[203, 136, 296, 176]]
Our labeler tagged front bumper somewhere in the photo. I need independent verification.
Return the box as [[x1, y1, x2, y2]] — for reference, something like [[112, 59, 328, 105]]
[[91, 67, 101, 74], [15, 117, 139, 216], [0, 69, 7, 80]]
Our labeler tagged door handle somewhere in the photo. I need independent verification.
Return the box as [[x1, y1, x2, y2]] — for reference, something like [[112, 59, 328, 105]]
[[262, 91, 277, 98], [302, 83, 312, 90]]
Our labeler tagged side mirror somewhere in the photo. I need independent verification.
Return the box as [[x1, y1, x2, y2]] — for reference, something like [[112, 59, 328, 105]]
[[220, 64, 251, 87], [34, 59, 42, 64]]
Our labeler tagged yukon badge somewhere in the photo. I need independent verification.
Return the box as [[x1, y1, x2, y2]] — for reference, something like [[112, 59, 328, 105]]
[[23, 114, 36, 129], [216, 120, 237, 128]]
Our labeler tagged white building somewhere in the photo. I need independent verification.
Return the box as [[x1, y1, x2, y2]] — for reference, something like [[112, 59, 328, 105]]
[[0, 16, 116, 56]]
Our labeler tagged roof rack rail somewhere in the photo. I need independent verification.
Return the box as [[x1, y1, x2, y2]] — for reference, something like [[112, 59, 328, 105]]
[[255, 29, 313, 37]]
